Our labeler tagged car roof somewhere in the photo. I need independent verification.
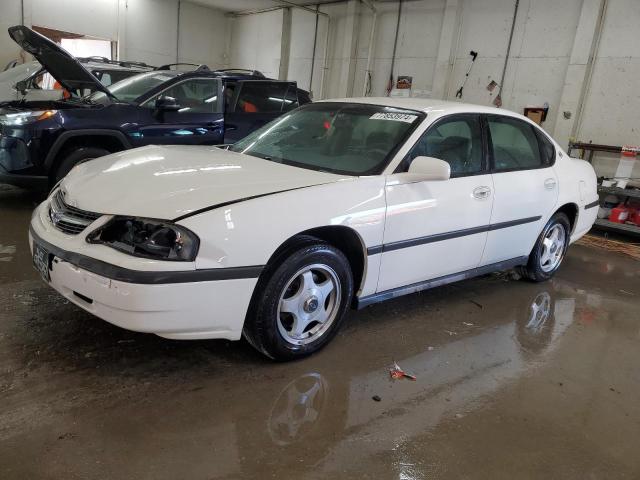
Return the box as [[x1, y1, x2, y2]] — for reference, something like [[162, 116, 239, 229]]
[[320, 96, 525, 119], [82, 61, 151, 72], [163, 70, 277, 81]]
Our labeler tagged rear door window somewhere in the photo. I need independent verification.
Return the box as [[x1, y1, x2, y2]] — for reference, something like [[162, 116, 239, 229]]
[[233, 81, 296, 113], [535, 128, 556, 166], [487, 115, 545, 171]]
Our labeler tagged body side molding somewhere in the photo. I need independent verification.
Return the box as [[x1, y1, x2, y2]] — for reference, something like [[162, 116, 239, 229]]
[[355, 256, 528, 309], [366, 216, 542, 255]]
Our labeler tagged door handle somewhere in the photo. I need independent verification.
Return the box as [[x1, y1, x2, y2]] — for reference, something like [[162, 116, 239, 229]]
[[473, 186, 492, 200], [544, 178, 557, 190]]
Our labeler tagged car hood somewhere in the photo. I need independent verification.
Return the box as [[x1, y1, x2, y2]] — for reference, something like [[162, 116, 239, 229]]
[[8, 26, 114, 98], [0, 60, 41, 101], [60, 145, 350, 220]]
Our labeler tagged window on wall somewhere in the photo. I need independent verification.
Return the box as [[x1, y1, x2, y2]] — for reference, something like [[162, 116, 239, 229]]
[[488, 115, 546, 171], [61, 38, 112, 59], [404, 115, 484, 176]]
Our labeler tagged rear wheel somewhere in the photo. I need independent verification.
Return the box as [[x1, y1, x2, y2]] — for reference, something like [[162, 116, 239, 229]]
[[520, 212, 570, 282], [53, 147, 111, 183], [243, 238, 353, 361]]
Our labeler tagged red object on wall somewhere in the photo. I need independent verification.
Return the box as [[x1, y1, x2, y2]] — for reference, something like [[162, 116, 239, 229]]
[[609, 205, 630, 223]]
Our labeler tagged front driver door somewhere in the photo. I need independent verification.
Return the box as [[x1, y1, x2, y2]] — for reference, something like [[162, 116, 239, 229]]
[[223, 80, 298, 144], [378, 114, 494, 293], [134, 77, 224, 145]]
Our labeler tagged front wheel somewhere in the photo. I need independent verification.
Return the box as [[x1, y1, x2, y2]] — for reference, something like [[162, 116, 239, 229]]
[[243, 238, 353, 361], [52, 147, 111, 183], [520, 212, 570, 282]]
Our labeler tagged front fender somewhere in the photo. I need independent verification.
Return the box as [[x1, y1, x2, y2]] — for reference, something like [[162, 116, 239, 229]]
[[177, 175, 386, 279]]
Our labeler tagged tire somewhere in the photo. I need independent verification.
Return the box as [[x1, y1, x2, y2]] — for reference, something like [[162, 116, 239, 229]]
[[53, 147, 111, 183], [520, 212, 570, 282], [243, 237, 354, 361]]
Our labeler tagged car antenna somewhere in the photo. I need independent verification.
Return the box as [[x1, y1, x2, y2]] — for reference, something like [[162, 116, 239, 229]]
[[455, 51, 478, 99]]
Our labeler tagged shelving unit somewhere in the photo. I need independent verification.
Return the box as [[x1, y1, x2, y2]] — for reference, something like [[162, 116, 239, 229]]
[[568, 141, 640, 237]]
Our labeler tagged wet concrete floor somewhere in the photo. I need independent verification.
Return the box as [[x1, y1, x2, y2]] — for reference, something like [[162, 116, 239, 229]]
[[1, 184, 640, 479]]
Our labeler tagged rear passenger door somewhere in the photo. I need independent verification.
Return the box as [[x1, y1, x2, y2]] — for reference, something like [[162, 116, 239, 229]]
[[479, 115, 558, 266], [223, 80, 298, 143]]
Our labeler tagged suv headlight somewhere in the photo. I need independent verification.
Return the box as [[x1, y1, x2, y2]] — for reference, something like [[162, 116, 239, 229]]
[[0, 110, 56, 126], [87, 217, 199, 262]]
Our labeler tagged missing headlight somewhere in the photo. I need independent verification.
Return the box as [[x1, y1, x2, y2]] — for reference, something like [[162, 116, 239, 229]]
[[88, 217, 199, 262]]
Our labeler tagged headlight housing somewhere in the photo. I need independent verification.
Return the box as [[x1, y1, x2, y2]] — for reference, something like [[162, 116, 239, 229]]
[[0, 110, 57, 126], [87, 217, 199, 262]]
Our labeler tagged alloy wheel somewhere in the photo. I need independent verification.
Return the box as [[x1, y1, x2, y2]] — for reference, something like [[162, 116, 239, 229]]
[[540, 224, 566, 273], [277, 264, 342, 346]]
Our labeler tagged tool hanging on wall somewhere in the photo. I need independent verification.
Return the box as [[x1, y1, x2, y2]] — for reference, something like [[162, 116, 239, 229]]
[[455, 51, 478, 99]]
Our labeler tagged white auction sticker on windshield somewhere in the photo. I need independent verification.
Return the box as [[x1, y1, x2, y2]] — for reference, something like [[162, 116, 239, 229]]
[[369, 112, 418, 123]]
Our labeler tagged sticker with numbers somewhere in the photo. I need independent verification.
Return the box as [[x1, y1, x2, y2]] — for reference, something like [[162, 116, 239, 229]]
[[369, 112, 418, 123]]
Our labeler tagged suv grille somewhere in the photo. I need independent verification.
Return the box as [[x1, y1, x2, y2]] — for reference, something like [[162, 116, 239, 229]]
[[49, 190, 102, 235]]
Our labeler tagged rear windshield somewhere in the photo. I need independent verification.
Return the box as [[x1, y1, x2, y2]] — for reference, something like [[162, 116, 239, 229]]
[[230, 102, 424, 175]]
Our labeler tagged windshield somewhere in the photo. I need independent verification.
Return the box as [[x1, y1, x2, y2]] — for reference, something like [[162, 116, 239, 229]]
[[230, 103, 423, 175], [0, 61, 42, 85], [88, 71, 179, 103]]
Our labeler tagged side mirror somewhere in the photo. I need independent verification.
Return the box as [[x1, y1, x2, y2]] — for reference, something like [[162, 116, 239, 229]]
[[405, 156, 450, 182], [388, 156, 451, 185], [154, 95, 181, 112]]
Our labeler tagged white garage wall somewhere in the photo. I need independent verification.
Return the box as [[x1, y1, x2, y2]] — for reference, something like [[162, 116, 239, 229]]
[[178, 1, 230, 69], [294, 0, 637, 151], [578, 0, 640, 145], [0, 1, 24, 68], [577, 0, 640, 177], [288, 8, 318, 92], [447, 0, 582, 131], [30, 0, 119, 40], [228, 10, 283, 79], [0, 0, 230, 69], [354, 0, 446, 98], [122, 0, 179, 66]]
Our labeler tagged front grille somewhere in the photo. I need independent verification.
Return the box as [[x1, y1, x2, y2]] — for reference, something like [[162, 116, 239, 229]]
[[49, 189, 102, 235]]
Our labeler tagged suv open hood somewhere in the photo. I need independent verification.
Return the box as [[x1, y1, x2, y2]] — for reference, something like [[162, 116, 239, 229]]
[[8, 26, 115, 99]]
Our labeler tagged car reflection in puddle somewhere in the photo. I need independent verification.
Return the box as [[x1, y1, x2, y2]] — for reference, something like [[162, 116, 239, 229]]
[[251, 281, 582, 478], [268, 372, 329, 446], [262, 283, 577, 444]]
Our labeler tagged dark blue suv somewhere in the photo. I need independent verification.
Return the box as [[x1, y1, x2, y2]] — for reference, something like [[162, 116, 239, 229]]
[[0, 26, 311, 189]]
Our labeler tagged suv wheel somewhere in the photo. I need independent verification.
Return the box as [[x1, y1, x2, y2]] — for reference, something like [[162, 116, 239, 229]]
[[53, 147, 111, 183]]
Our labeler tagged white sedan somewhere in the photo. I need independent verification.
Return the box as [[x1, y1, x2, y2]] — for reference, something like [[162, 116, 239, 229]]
[[29, 98, 598, 360]]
